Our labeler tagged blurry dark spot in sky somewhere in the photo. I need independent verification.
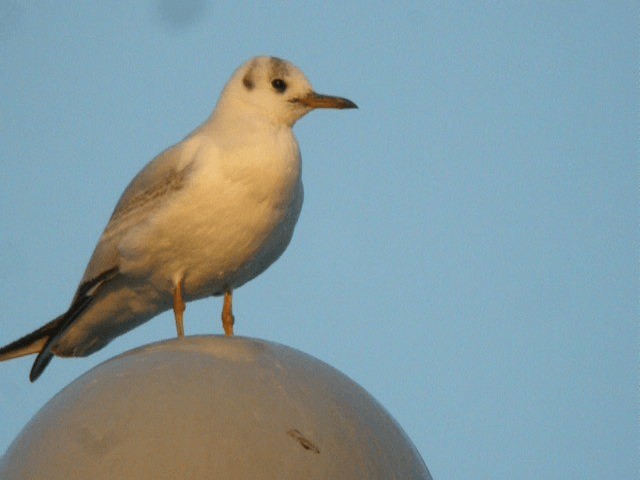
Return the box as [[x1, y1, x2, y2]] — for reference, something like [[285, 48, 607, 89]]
[[156, 0, 208, 29]]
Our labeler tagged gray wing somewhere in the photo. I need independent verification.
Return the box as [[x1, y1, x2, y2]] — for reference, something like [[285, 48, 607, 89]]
[[79, 138, 197, 286]]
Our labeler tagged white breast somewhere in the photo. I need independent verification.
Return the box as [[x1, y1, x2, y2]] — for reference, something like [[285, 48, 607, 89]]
[[118, 126, 303, 300]]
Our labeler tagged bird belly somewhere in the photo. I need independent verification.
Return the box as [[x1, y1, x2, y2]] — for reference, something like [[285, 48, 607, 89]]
[[117, 152, 303, 301], [178, 181, 302, 300]]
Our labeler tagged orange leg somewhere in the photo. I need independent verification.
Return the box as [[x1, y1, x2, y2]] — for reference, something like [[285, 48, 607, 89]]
[[173, 280, 186, 337], [222, 289, 235, 336]]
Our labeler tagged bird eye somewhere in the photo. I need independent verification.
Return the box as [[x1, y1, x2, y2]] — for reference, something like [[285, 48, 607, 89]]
[[271, 78, 287, 93]]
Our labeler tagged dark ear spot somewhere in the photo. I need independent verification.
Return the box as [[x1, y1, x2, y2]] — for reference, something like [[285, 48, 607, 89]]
[[242, 73, 254, 90]]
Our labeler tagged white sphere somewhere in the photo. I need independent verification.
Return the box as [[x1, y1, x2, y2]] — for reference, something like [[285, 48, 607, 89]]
[[1, 336, 431, 479]]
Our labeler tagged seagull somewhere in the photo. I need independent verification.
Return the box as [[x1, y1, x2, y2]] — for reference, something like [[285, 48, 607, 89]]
[[0, 56, 357, 381]]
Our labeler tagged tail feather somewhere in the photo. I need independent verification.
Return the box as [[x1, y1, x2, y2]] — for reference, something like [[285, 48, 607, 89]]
[[0, 266, 119, 382], [30, 295, 95, 382], [0, 315, 65, 361], [29, 266, 119, 382]]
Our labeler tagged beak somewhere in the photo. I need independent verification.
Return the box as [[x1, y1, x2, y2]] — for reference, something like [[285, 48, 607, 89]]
[[295, 92, 358, 110]]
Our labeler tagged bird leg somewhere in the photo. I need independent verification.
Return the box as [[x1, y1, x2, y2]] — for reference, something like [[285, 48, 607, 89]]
[[173, 280, 186, 337], [222, 289, 235, 336]]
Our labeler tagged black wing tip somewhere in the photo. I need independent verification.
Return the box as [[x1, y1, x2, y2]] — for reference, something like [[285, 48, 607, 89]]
[[8, 267, 119, 382], [30, 351, 53, 382]]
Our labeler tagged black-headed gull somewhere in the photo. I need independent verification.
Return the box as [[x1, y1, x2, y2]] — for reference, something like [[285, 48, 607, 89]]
[[0, 56, 357, 381]]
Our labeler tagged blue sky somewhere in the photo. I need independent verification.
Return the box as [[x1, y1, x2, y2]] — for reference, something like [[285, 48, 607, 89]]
[[0, 2, 636, 478]]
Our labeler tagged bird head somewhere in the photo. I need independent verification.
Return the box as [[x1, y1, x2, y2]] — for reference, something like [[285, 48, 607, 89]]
[[213, 56, 357, 127]]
